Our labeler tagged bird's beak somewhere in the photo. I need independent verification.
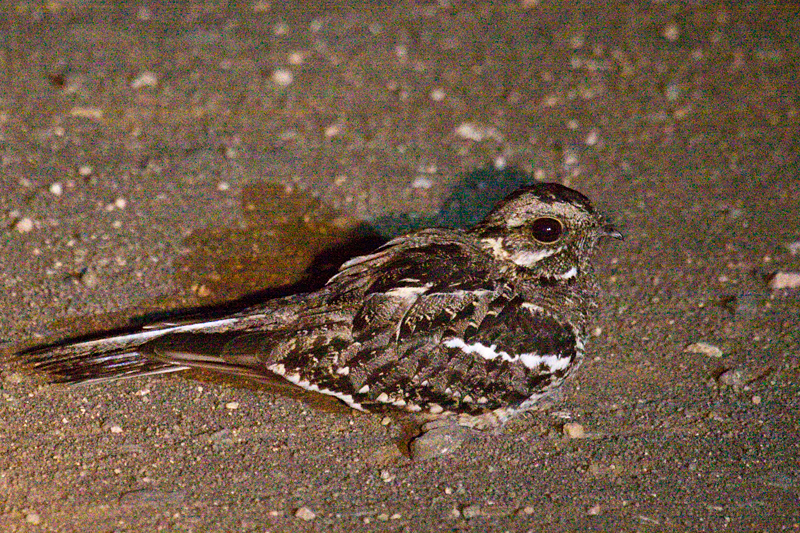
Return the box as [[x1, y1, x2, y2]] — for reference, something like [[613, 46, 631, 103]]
[[601, 224, 624, 240]]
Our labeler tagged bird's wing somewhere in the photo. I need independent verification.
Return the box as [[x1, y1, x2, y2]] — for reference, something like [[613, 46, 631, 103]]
[[335, 239, 581, 413], [144, 236, 506, 412]]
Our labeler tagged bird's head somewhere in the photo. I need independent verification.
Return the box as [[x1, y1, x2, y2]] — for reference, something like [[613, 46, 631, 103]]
[[469, 182, 622, 280]]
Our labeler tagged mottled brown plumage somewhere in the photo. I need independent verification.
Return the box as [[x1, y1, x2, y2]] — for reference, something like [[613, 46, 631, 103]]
[[18, 182, 621, 430]]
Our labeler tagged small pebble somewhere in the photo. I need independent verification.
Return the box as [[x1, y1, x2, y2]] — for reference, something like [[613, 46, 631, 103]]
[[15, 217, 34, 233], [49, 182, 63, 195], [454, 122, 502, 142], [684, 342, 723, 358], [587, 504, 602, 515], [769, 271, 800, 290], [718, 368, 748, 388], [136, 6, 152, 20], [410, 425, 472, 459], [288, 51, 305, 65], [461, 505, 481, 519], [208, 429, 234, 446], [119, 488, 186, 505], [563, 422, 586, 439], [752, 395, 761, 405], [81, 270, 99, 288], [272, 69, 294, 87], [70, 106, 104, 119], [131, 71, 158, 89], [225, 401, 240, 410], [25, 512, 41, 525], [786, 241, 800, 256], [663, 23, 680, 41], [273, 22, 289, 35], [430, 88, 446, 101], [324, 123, 342, 137], [295, 506, 316, 521], [411, 176, 433, 189]]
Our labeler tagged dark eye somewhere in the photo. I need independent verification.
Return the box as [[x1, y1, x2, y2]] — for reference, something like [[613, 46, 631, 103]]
[[529, 217, 563, 243]]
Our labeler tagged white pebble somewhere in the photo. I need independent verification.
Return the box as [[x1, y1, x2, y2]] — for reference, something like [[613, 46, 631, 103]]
[[769, 271, 800, 290], [563, 422, 586, 439], [288, 51, 305, 65], [663, 23, 680, 42], [131, 71, 158, 89], [225, 401, 240, 410], [15, 217, 34, 233], [430, 88, 446, 101], [114, 197, 127, 210], [324, 123, 342, 137], [684, 342, 723, 358], [454, 122, 501, 142], [295, 507, 316, 521], [69, 107, 103, 120], [49, 182, 63, 195], [272, 69, 294, 87], [411, 176, 433, 190]]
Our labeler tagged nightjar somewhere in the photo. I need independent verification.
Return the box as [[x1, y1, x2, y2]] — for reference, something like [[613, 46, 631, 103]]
[[17, 182, 621, 445]]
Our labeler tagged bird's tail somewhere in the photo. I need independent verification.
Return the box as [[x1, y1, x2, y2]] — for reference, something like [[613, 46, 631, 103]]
[[14, 317, 241, 384]]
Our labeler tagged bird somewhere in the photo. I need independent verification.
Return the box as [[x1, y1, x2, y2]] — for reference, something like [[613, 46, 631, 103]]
[[15, 182, 622, 453]]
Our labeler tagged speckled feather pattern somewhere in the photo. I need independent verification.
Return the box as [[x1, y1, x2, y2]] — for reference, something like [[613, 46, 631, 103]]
[[19, 183, 619, 422]]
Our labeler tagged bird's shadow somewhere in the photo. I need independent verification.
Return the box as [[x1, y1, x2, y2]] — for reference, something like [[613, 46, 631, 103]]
[[139, 166, 539, 326], [16, 167, 538, 352]]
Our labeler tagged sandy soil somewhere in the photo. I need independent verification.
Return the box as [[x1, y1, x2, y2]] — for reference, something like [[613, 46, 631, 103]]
[[1, 2, 798, 532]]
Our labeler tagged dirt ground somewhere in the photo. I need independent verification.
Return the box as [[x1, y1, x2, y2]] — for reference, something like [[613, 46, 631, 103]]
[[1, 2, 798, 532]]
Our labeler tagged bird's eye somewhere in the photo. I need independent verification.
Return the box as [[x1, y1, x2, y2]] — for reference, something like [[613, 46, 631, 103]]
[[529, 217, 563, 243]]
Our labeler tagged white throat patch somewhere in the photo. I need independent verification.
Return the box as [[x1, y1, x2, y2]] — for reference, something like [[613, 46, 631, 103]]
[[509, 248, 556, 268]]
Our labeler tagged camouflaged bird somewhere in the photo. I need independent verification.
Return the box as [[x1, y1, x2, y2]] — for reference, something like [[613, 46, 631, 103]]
[[18, 182, 621, 440]]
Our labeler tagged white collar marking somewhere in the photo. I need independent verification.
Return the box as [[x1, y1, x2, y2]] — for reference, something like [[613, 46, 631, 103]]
[[443, 337, 571, 371]]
